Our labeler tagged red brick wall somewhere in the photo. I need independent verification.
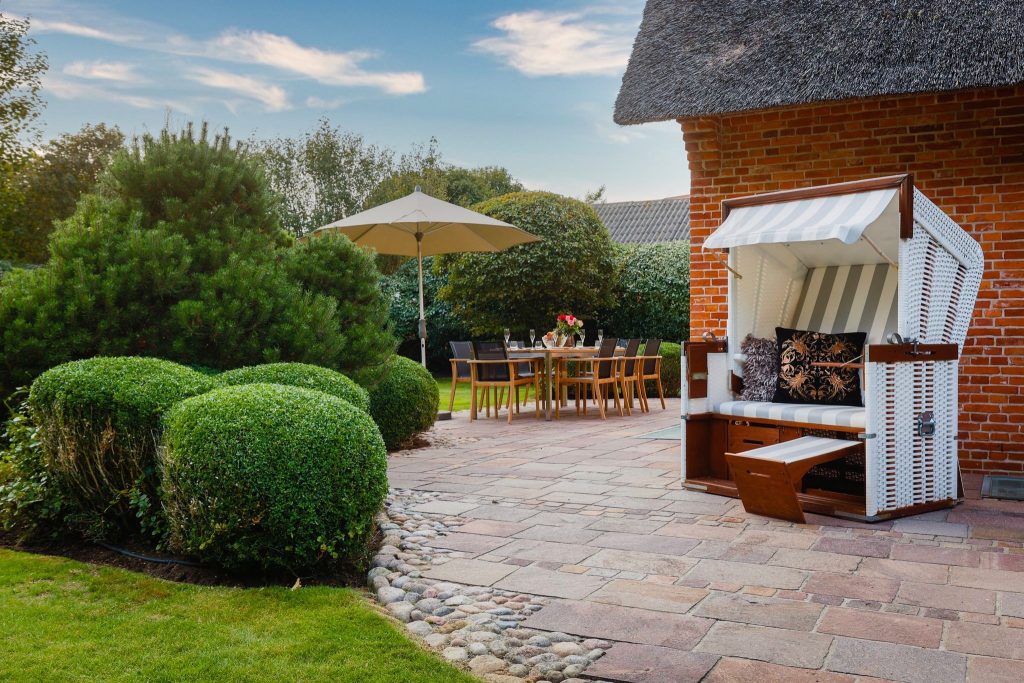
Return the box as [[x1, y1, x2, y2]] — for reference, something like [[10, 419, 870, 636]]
[[680, 85, 1024, 473]]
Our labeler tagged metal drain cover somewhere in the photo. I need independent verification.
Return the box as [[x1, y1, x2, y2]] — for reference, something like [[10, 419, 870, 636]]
[[981, 475, 1024, 501]]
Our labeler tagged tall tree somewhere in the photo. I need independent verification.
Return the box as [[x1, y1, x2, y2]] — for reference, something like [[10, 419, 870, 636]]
[[253, 119, 394, 237], [3, 124, 125, 263], [0, 12, 46, 166]]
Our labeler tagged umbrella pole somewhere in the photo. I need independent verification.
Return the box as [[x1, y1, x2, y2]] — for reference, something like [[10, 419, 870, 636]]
[[417, 232, 427, 368]]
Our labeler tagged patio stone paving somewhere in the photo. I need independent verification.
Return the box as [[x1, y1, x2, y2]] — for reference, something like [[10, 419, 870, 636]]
[[389, 399, 1024, 681]]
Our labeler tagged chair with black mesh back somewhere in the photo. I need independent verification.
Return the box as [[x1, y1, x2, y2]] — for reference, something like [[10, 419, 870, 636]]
[[448, 341, 473, 412], [469, 341, 539, 423], [557, 338, 622, 419], [510, 341, 534, 407], [637, 338, 665, 411], [617, 338, 643, 415]]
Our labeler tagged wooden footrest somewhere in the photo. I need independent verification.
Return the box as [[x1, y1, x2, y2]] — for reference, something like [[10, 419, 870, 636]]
[[725, 436, 863, 524]]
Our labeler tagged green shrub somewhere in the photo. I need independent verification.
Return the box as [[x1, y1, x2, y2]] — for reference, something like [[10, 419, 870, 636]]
[[438, 192, 617, 336], [27, 357, 219, 535], [0, 392, 69, 541], [220, 362, 369, 413], [283, 234, 395, 384], [0, 124, 348, 401], [368, 356, 438, 450], [604, 241, 689, 342], [657, 342, 682, 398], [161, 384, 388, 573]]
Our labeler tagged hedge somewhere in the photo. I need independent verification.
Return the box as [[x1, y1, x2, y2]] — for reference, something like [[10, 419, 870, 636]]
[[27, 357, 219, 533], [603, 241, 689, 342], [161, 383, 388, 573], [219, 362, 369, 413], [657, 342, 682, 398], [368, 355, 438, 450]]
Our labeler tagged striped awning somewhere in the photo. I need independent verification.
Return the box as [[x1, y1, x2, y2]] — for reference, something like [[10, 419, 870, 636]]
[[704, 188, 898, 250]]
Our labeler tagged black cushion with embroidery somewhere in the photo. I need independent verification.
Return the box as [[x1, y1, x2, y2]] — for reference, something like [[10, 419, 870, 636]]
[[773, 327, 866, 407]]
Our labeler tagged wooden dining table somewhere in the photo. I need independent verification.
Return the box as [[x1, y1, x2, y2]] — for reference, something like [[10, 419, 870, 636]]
[[508, 345, 608, 421]]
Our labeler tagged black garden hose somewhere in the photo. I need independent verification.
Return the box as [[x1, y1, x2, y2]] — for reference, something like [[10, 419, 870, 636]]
[[96, 542, 202, 567]]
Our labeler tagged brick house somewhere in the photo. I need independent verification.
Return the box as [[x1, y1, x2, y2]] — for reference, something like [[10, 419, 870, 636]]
[[614, 0, 1024, 473]]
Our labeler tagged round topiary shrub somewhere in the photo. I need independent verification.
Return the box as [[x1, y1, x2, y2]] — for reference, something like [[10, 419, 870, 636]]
[[368, 355, 439, 450], [160, 383, 388, 573], [219, 362, 369, 412], [27, 356, 220, 532]]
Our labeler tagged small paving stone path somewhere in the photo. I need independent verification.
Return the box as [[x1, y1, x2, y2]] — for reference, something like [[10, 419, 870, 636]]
[[387, 399, 1024, 682]]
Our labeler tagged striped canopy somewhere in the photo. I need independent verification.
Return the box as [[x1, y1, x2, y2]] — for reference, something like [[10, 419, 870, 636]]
[[704, 188, 898, 250]]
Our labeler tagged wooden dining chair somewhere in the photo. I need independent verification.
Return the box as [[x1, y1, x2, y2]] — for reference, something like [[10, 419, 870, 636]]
[[448, 341, 473, 412], [469, 341, 540, 423], [637, 338, 666, 411], [509, 341, 534, 407], [556, 338, 622, 419], [618, 338, 643, 415]]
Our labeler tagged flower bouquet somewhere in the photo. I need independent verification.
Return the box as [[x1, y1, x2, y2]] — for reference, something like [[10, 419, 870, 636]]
[[543, 313, 583, 348]]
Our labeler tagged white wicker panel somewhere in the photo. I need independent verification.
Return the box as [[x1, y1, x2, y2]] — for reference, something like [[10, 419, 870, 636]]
[[732, 247, 805, 340], [865, 359, 959, 516], [901, 190, 984, 348]]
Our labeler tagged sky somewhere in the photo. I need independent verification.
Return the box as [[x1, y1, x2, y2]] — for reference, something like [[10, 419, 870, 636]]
[[6, 0, 691, 202]]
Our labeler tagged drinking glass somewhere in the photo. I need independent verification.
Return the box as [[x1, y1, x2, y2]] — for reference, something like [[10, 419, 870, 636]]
[[503, 328, 510, 347], [509, 340, 518, 350], [597, 329, 604, 346], [534, 340, 543, 349], [529, 329, 536, 347], [579, 328, 585, 347]]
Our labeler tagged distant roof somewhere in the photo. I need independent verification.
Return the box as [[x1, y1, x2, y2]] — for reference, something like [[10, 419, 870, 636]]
[[592, 196, 690, 244], [615, 0, 1024, 125]]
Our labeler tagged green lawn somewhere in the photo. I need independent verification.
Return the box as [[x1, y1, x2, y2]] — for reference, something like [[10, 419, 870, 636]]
[[0, 549, 476, 683], [435, 375, 471, 412]]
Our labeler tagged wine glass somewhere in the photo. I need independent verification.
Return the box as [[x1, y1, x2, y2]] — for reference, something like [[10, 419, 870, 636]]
[[597, 329, 604, 347], [529, 328, 536, 347], [503, 328, 510, 347], [578, 328, 585, 347]]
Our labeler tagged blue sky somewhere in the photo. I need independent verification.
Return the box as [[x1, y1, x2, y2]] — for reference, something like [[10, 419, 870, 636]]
[[7, 0, 690, 202]]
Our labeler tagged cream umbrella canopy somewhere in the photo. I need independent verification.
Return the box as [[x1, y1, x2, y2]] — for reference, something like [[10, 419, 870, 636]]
[[306, 187, 540, 367]]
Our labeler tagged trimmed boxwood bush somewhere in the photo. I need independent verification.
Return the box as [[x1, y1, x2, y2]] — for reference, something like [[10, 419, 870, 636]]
[[27, 356, 219, 533], [368, 355, 438, 450], [658, 342, 682, 398], [161, 383, 388, 573], [219, 362, 369, 413]]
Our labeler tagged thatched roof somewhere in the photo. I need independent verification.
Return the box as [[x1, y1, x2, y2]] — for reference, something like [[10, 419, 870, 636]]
[[592, 196, 690, 244], [614, 0, 1024, 124]]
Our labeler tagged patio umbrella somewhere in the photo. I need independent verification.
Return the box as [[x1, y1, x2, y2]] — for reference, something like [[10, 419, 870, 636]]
[[306, 187, 540, 367]]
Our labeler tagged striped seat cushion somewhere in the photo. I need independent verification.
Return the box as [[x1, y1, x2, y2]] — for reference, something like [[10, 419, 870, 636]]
[[792, 263, 898, 344], [716, 400, 866, 429]]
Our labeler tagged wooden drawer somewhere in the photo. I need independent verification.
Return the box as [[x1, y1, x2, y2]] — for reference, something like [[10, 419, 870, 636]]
[[728, 422, 780, 453]]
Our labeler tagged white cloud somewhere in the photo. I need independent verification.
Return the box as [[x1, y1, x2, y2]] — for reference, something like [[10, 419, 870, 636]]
[[210, 30, 426, 95], [473, 8, 638, 77], [305, 95, 346, 110], [44, 75, 189, 112], [28, 17, 125, 42], [64, 60, 145, 83], [187, 67, 290, 112], [19, 6, 425, 97]]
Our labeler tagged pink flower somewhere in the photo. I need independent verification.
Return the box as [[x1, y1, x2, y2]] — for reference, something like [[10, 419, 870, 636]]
[[566, 315, 576, 326]]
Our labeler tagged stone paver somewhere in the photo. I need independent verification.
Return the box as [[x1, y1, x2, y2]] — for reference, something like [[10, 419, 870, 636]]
[[583, 643, 718, 683], [827, 637, 967, 683], [523, 599, 713, 650], [946, 621, 1024, 660], [695, 621, 832, 669], [816, 607, 943, 648], [692, 593, 824, 630], [493, 565, 607, 599], [421, 558, 518, 585], [896, 581, 996, 613], [386, 402, 1024, 682], [705, 658, 855, 682], [587, 579, 709, 613], [584, 548, 695, 576], [684, 559, 806, 589]]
